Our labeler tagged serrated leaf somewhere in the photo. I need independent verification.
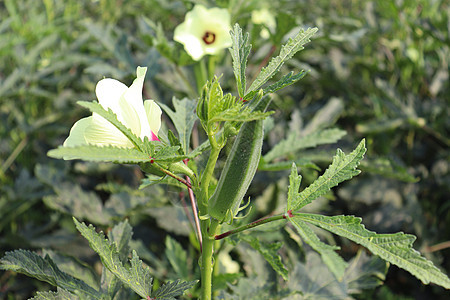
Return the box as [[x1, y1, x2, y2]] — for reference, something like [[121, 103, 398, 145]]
[[152, 145, 185, 162], [73, 218, 153, 298], [297, 213, 450, 289], [152, 279, 198, 300], [108, 220, 133, 262], [263, 128, 347, 163], [289, 139, 366, 212], [229, 23, 252, 98], [159, 97, 198, 154], [288, 216, 348, 280], [30, 288, 79, 300], [246, 27, 318, 95], [0, 250, 101, 299], [77, 101, 146, 152], [287, 163, 302, 212], [48, 145, 150, 163], [240, 235, 289, 280], [263, 70, 307, 95], [209, 108, 272, 123]]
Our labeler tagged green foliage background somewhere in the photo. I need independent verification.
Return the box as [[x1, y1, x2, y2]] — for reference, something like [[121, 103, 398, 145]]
[[0, 0, 448, 299]]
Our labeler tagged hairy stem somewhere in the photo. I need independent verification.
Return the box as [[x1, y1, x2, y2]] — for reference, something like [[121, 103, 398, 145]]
[[200, 218, 219, 300]]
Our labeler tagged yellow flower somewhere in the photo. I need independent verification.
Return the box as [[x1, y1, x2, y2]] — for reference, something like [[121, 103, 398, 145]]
[[174, 5, 232, 61], [63, 67, 162, 149], [251, 8, 276, 39]]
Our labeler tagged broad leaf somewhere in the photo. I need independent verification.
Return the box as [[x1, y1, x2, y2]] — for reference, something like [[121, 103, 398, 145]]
[[263, 128, 347, 162], [229, 23, 251, 98], [288, 139, 366, 212], [288, 217, 348, 280], [246, 27, 318, 95], [152, 279, 198, 300], [296, 214, 450, 289], [159, 97, 198, 154], [0, 250, 101, 299], [77, 101, 146, 152], [48, 145, 150, 163], [73, 218, 153, 298], [240, 235, 289, 280]]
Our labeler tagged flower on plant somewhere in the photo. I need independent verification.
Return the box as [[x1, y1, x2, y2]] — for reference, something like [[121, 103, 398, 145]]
[[174, 5, 232, 61], [63, 67, 162, 149], [251, 8, 276, 39]]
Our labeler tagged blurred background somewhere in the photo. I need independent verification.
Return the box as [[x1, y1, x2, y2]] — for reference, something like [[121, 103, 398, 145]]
[[0, 0, 448, 299]]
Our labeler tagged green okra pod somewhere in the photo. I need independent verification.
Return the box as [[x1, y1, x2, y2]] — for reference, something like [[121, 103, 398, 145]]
[[208, 91, 271, 223]]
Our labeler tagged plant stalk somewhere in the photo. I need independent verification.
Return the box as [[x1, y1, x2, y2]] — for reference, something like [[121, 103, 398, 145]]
[[200, 218, 219, 300]]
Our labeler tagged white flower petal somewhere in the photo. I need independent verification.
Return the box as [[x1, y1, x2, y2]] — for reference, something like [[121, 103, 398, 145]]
[[144, 100, 162, 140], [95, 78, 128, 116], [84, 115, 133, 148], [63, 117, 92, 147]]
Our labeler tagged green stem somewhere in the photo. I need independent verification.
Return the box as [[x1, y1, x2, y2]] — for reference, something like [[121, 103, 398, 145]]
[[198, 135, 221, 212], [215, 213, 288, 240], [200, 218, 219, 300], [194, 59, 208, 95]]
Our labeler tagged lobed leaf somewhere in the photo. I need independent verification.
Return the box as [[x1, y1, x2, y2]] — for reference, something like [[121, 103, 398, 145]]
[[288, 216, 348, 280], [263, 70, 307, 95], [48, 145, 150, 163], [0, 250, 101, 299], [263, 128, 347, 163], [29, 288, 79, 300], [229, 23, 252, 98], [240, 235, 289, 280], [152, 279, 198, 300], [246, 27, 318, 95], [288, 139, 366, 212], [73, 218, 153, 298], [296, 214, 450, 289]]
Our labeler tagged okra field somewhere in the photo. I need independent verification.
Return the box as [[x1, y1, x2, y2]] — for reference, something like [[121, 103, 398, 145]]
[[0, 0, 449, 299]]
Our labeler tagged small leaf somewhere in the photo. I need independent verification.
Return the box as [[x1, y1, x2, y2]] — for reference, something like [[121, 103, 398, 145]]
[[229, 23, 252, 98], [159, 97, 198, 154], [152, 279, 198, 300], [48, 145, 150, 163], [165, 236, 188, 279], [289, 139, 366, 212], [263, 70, 307, 95], [263, 128, 347, 163], [240, 235, 288, 280], [246, 27, 318, 95], [288, 216, 348, 280], [77, 101, 146, 152], [297, 213, 450, 289], [0, 250, 101, 299]]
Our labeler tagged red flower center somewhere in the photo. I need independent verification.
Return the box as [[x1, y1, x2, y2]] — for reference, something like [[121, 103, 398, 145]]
[[202, 31, 216, 45]]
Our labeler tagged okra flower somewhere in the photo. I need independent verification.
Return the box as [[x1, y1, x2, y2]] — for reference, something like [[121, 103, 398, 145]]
[[63, 67, 161, 149], [174, 5, 232, 61]]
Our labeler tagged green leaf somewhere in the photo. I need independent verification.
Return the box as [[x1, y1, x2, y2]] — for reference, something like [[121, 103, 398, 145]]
[[258, 158, 319, 172], [288, 139, 366, 212], [48, 145, 150, 163], [0, 250, 102, 299], [73, 218, 153, 298], [165, 236, 188, 279], [108, 220, 133, 262], [288, 216, 348, 280], [152, 279, 198, 300], [30, 288, 79, 300], [296, 213, 450, 289], [263, 70, 307, 95], [77, 101, 146, 152], [159, 97, 198, 154], [287, 163, 302, 212], [246, 27, 318, 95], [240, 235, 289, 280], [210, 108, 272, 123], [229, 23, 251, 98], [263, 128, 347, 163]]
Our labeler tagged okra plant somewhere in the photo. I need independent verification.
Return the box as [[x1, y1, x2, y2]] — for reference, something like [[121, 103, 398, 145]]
[[1, 9, 449, 300]]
